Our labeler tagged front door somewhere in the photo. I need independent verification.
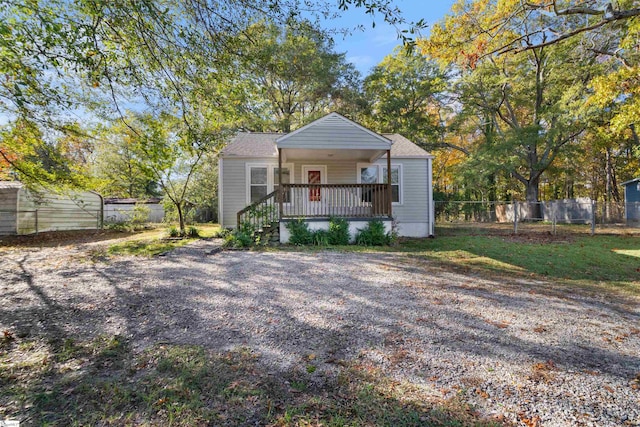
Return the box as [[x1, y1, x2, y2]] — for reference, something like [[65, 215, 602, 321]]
[[302, 166, 327, 213]]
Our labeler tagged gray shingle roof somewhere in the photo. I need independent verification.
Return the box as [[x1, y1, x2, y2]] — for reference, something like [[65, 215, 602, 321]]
[[383, 134, 433, 158], [221, 133, 280, 157], [221, 132, 432, 159]]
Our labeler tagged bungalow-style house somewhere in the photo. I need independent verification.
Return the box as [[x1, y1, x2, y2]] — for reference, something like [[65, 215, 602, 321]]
[[218, 112, 434, 242]]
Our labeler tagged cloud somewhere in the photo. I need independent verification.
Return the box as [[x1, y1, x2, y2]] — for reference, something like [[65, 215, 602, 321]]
[[371, 27, 400, 46], [347, 55, 375, 70]]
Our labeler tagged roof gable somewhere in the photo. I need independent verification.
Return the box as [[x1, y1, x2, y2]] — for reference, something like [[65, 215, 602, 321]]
[[276, 112, 391, 150]]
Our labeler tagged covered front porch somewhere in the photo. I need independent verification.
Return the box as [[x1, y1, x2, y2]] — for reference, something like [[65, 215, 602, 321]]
[[237, 124, 394, 231], [236, 181, 393, 232]]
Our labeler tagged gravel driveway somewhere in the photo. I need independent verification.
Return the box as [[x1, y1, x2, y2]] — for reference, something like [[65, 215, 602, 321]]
[[1, 240, 639, 426]]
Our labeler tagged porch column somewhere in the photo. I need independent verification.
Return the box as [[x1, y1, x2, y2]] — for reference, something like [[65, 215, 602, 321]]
[[278, 148, 283, 220], [386, 149, 392, 218]]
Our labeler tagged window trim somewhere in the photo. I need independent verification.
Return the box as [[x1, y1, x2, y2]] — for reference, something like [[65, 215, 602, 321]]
[[356, 162, 403, 205], [246, 163, 269, 204], [245, 163, 293, 205]]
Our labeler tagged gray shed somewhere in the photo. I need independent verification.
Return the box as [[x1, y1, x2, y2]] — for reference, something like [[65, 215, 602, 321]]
[[622, 178, 640, 223], [0, 182, 103, 235]]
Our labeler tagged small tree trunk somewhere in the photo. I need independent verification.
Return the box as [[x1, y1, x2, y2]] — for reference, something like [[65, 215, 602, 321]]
[[282, 116, 291, 133], [176, 202, 185, 236]]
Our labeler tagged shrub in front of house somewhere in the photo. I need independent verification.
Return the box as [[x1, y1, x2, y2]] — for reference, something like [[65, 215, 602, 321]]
[[287, 218, 395, 246], [285, 219, 315, 245], [355, 219, 392, 246], [327, 217, 350, 245], [313, 229, 330, 246], [287, 217, 351, 246]]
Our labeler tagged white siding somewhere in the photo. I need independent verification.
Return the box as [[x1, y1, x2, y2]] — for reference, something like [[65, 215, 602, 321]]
[[293, 160, 356, 184], [0, 188, 18, 235], [221, 157, 273, 228], [221, 156, 432, 234], [381, 158, 429, 225]]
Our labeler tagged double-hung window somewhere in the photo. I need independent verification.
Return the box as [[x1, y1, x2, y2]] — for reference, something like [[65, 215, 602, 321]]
[[383, 166, 400, 204], [249, 166, 268, 203], [357, 163, 402, 204], [247, 164, 292, 204]]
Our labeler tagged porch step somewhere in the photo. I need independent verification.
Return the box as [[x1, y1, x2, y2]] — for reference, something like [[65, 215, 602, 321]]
[[255, 221, 280, 245]]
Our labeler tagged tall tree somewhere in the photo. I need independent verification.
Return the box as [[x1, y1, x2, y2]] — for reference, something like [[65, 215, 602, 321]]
[[92, 122, 160, 198], [1, 0, 415, 190], [0, 118, 92, 188], [239, 19, 361, 132], [484, 0, 640, 54], [422, 0, 599, 202], [362, 48, 448, 147]]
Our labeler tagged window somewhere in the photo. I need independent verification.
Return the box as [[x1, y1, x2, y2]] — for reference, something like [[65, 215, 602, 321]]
[[246, 164, 292, 204], [249, 167, 268, 203], [360, 166, 378, 184], [383, 166, 400, 203], [357, 163, 402, 205]]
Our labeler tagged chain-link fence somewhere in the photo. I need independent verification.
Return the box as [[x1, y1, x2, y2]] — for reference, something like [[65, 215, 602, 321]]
[[434, 199, 637, 236], [0, 208, 103, 235]]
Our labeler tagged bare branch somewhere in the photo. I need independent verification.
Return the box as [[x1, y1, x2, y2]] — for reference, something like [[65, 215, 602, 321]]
[[432, 141, 470, 155]]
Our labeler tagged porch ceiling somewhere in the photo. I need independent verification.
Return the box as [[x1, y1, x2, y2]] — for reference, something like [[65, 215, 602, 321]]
[[280, 148, 387, 162]]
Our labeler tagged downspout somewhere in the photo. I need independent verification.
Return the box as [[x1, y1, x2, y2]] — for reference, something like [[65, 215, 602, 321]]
[[278, 147, 283, 222]]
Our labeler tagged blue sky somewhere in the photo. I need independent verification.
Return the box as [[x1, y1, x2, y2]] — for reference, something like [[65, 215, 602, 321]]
[[325, 0, 457, 76]]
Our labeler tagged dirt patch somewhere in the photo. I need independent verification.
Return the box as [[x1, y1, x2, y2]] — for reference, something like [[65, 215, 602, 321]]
[[0, 229, 135, 249]]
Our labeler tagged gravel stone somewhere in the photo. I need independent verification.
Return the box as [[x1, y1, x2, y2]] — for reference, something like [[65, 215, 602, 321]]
[[1, 240, 639, 426]]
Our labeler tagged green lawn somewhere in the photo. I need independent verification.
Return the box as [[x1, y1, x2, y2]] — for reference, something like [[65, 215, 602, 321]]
[[357, 232, 640, 297], [104, 223, 221, 257]]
